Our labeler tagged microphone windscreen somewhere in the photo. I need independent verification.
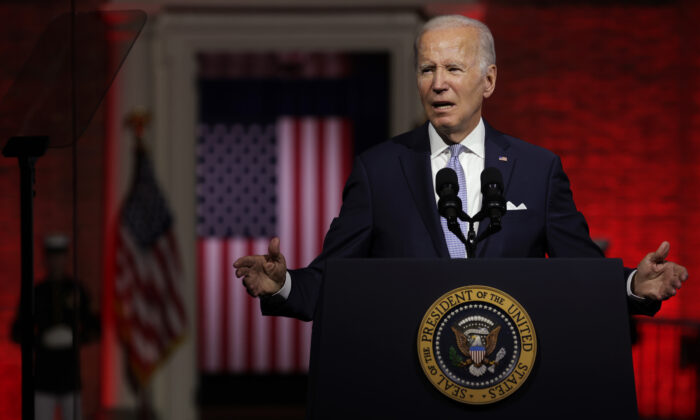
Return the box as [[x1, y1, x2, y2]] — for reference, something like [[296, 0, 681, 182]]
[[436, 167, 459, 193], [481, 167, 504, 192]]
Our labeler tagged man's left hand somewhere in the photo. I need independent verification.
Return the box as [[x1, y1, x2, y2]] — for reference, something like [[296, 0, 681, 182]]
[[633, 241, 688, 301]]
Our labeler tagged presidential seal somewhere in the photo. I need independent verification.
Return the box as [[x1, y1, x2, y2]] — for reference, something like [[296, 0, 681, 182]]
[[417, 285, 537, 405]]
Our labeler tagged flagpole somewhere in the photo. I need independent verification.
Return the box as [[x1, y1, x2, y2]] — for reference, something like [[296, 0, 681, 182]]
[[125, 108, 154, 420], [137, 383, 154, 420]]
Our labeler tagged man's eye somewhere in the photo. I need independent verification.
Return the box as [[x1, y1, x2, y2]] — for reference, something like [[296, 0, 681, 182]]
[[420, 67, 434, 74], [448, 67, 462, 73]]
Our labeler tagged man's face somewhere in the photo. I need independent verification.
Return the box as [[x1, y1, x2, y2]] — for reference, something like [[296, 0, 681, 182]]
[[416, 26, 496, 142], [45, 252, 68, 279]]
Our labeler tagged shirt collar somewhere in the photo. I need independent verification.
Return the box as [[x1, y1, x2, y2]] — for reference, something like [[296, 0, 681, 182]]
[[428, 118, 485, 159]]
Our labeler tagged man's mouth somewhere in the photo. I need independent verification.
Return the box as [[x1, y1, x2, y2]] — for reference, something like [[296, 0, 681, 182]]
[[431, 101, 455, 111]]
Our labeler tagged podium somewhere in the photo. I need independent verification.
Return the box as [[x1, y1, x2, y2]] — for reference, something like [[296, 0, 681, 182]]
[[307, 259, 639, 419]]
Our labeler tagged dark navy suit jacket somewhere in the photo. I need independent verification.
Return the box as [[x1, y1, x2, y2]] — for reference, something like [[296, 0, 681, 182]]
[[262, 122, 660, 320]]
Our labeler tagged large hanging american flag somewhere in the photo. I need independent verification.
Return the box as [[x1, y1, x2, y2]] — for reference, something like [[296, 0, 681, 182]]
[[114, 138, 188, 385], [196, 116, 352, 373], [194, 51, 390, 374]]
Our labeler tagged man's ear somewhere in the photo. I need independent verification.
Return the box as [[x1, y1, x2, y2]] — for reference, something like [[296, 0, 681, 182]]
[[483, 64, 497, 99]]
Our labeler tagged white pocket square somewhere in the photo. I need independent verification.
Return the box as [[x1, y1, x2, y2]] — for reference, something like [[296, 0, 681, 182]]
[[506, 201, 527, 211]]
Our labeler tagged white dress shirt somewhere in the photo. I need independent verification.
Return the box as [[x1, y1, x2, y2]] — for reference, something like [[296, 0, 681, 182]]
[[429, 119, 485, 239], [273, 118, 642, 301]]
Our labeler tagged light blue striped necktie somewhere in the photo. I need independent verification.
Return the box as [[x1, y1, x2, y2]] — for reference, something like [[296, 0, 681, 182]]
[[441, 143, 468, 258]]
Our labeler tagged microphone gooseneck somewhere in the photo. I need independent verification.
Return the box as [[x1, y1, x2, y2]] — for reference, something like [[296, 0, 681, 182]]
[[435, 166, 508, 259]]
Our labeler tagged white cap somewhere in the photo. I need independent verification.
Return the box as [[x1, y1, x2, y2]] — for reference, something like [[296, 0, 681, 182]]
[[44, 233, 70, 252]]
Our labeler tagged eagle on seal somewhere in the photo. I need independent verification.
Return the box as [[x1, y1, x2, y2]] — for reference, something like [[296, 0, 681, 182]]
[[451, 324, 501, 367]]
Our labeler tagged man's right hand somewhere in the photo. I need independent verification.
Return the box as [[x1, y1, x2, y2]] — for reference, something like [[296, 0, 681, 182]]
[[233, 237, 287, 297]]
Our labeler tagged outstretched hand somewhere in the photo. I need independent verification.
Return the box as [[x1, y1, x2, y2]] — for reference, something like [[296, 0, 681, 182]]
[[233, 237, 287, 297], [633, 241, 688, 301]]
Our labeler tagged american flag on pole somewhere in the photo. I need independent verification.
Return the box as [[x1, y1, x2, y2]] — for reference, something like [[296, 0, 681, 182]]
[[114, 140, 188, 385], [196, 116, 352, 373]]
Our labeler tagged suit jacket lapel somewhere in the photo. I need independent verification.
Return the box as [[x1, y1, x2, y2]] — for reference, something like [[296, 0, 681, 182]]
[[398, 123, 450, 258], [477, 121, 516, 256]]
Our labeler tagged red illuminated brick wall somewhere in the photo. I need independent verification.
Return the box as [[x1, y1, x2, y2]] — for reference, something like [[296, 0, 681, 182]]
[[484, 0, 700, 318], [483, 1, 700, 416]]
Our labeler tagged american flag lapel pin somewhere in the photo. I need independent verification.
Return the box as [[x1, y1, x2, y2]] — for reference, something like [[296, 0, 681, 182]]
[[499, 156, 508, 162]]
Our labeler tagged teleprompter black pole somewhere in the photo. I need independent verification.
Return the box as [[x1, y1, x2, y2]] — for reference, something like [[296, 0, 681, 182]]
[[3, 136, 49, 420]]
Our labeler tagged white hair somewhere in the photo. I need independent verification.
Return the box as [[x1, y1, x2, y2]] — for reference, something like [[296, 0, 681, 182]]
[[415, 15, 496, 74]]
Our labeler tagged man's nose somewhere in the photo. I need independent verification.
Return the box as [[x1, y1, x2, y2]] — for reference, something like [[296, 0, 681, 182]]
[[431, 68, 448, 92]]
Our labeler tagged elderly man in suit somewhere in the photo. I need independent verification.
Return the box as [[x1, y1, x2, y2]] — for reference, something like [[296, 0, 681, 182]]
[[234, 15, 687, 321]]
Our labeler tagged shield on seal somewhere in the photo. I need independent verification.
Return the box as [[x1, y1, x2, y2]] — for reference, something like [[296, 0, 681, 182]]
[[469, 345, 485, 365]]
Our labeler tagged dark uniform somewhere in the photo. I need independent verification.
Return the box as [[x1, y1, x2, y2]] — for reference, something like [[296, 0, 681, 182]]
[[12, 277, 100, 394]]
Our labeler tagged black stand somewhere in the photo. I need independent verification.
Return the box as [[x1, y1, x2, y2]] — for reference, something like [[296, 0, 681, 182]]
[[447, 208, 502, 258], [2, 136, 49, 420]]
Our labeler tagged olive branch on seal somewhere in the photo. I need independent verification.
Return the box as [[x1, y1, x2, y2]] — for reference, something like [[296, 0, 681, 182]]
[[449, 346, 465, 367]]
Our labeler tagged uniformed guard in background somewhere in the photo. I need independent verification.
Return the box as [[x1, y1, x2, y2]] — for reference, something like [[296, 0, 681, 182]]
[[11, 234, 100, 420]]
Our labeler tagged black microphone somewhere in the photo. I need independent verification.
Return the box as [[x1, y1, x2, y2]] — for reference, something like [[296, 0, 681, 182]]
[[480, 167, 507, 224], [436, 167, 462, 222]]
